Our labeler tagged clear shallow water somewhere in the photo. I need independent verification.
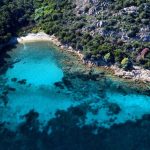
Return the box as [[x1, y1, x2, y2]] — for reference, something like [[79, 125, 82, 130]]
[[0, 42, 149, 129], [0, 43, 78, 129], [85, 91, 150, 128], [5, 43, 63, 86], [0, 42, 150, 149]]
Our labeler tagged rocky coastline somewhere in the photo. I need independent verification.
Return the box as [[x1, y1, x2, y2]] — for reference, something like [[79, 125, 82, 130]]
[[16, 32, 150, 83]]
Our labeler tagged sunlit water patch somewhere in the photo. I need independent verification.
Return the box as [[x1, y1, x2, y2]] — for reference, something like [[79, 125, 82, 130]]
[[85, 90, 150, 128], [0, 42, 150, 132], [0, 42, 78, 129], [5, 43, 63, 86]]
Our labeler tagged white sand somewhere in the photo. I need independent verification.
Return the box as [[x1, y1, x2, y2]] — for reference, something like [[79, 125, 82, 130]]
[[17, 32, 61, 46]]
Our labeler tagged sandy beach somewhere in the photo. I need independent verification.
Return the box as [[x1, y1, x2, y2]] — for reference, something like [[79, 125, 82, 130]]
[[17, 32, 150, 83], [17, 32, 84, 59], [17, 32, 61, 45]]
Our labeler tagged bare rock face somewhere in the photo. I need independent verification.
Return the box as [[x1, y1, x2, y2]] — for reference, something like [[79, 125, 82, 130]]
[[75, 0, 101, 15], [75, 0, 91, 9], [75, 0, 91, 15], [111, 65, 150, 82]]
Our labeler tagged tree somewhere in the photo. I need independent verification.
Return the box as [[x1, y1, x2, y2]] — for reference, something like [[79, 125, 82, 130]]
[[104, 52, 114, 63], [121, 58, 133, 70]]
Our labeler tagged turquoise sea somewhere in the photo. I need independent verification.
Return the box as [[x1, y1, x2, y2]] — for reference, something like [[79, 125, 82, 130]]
[[0, 42, 150, 149]]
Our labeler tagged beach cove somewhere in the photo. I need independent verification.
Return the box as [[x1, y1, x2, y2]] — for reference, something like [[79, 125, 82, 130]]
[[17, 32, 150, 83], [1, 0, 150, 148], [0, 40, 149, 130]]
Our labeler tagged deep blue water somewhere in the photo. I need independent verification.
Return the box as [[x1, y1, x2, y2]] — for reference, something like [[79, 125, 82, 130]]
[[0, 42, 150, 149]]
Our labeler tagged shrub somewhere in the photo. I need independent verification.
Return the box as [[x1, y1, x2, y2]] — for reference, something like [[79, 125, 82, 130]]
[[104, 53, 111, 62], [127, 30, 136, 38], [104, 52, 114, 63], [121, 57, 133, 70], [114, 49, 125, 62], [143, 61, 150, 69]]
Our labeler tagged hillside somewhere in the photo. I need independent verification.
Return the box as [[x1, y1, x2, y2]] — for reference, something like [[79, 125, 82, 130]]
[[0, 0, 150, 70]]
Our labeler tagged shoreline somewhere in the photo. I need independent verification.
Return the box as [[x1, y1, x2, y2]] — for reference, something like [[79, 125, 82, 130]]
[[17, 32, 150, 83]]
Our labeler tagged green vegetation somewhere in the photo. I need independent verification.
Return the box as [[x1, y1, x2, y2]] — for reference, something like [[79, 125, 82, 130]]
[[121, 58, 133, 70], [0, 0, 42, 44], [0, 0, 150, 70]]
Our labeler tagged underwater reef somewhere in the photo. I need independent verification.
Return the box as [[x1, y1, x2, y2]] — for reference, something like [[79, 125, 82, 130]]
[[0, 42, 149, 150]]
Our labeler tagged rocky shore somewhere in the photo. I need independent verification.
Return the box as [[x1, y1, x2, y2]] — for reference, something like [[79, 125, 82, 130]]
[[17, 32, 150, 83], [111, 65, 150, 82]]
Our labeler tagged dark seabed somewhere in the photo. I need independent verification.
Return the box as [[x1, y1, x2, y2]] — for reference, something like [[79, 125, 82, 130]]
[[0, 42, 150, 150]]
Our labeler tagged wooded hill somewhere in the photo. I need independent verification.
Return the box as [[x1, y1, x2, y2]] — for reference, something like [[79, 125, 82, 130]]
[[0, 0, 150, 70]]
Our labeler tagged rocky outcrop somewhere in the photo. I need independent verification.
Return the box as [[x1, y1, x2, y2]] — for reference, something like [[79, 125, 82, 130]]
[[75, 0, 110, 15], [111, 65, 150, 82]]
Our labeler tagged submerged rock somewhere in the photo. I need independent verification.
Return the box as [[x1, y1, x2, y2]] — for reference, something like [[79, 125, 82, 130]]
[[11, 78, 17, 82], [0, 94, 8, 106], [108, 103, 121, 115], [17, 79, 27, 85], [8, 87, 16, 92], [62, 77, 73, 89], [54, 82, 64, 89], [71, 107, 85, 117]]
